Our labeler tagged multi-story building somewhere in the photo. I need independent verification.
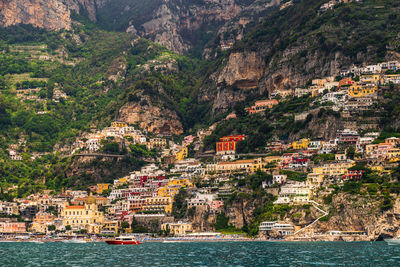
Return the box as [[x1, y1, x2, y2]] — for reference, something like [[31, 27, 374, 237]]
[[176, 147, 188, 161], [161, 221, 193, 236], [348, 83, 377, 97], [216, 135, 245, 155], [0, 219, 26, 233], [292, 139, 310, 150], [61, 202, 104, 233], [274, 182, 311, 204], [259, 221, 294, 235], [96, 184, 110, 195], [207, 159, 260, 174], [102, 220, 119, 234], [247, 99, 279, 114], [311, 161, 355, 177], [366, 143, 394, 159], [142, 196, 173, 214], [30, 212, 55, 233], [111, 121, 128, 128], [262, 174, 287, 188]]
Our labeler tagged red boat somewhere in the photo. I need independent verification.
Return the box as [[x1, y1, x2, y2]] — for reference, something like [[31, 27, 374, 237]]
[[106, 236, 141, 245]]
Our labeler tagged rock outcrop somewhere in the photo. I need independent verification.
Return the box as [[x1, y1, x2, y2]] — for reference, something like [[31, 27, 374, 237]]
[[0, 0, 72, 30], [64, 0, 98, 22], [97, 0, 280, 53], [118, 101, 183, 136], [0, 0, 99, 30]]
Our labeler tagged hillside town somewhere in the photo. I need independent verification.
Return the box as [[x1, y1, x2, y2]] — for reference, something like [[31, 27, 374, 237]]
[[2, 60, 400, 242]]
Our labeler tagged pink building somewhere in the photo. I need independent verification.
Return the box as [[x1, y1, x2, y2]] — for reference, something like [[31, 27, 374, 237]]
[[247, 99, 279, 114], [209, 200, 224, 212]]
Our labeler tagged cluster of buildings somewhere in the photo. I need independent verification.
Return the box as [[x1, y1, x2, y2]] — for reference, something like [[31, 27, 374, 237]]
[[320, 0, 362, 12]]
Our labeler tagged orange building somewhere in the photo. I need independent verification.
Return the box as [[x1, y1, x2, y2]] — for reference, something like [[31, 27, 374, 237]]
[[216, 135, 245, 155], [33, 212, 55, 224], [0, 221, 26, 233], [247, 99, 279, 114], [31, 212, 55, 233]]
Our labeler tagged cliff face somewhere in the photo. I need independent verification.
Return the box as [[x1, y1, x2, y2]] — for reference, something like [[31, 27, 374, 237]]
[[98, 0, 280, 53], [0, 0, 99, 30], [315, 193, 400, 240], [64, 0, 98, 22], [201, 0, 400, 114], [118, 101, 183, 136], [0, 0, 72, 30]]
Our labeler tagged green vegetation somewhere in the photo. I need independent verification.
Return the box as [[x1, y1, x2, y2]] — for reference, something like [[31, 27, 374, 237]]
[[172, 188, 189, 219], [280, 170, 307, 182], [236, 0, 400, 65]]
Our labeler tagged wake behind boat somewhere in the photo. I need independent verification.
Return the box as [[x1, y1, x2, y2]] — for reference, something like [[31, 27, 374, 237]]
[[62, 239, 87, 244], [384, 237, 400, 245], [106, 235, 141, 245]]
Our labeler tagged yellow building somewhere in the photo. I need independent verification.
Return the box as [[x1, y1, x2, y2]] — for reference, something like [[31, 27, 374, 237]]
[[388, 148, 400, 159], [292, 139, 310, 150], [312, 162, 354, 177], [114, 177, 128, 187], [360, 74, 380, 84], [147, 138, 167, 150], [61, 201, 104, 233], [111, 121, 128, 128], [306, 173, 325, 188], [251, 157, 281, 173], [142, 197, 173, 214], [176, 147, 188, 161], [381, 74, 400, 85], [348, 84, 377, 97], [96, 184, 110, 194], [312, 78, 328, 87], [217, 159, 257, 174], [158, 178, 193, 198], [161, 221, 193, 236], [102, 221, 119, 234]]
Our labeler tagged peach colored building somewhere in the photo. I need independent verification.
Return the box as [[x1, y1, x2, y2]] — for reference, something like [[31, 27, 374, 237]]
[[0, 221, 26, 233], [247, 99, 279, 114]]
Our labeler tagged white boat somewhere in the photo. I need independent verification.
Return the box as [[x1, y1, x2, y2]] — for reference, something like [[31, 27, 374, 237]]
[[62, 239, 87, 243], [384, 237, 400, 245]]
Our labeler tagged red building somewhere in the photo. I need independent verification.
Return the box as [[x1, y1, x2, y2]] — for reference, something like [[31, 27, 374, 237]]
[[342, 170, 364, 180], [339, 78, 355, 87], [216, 135, 245, 155]]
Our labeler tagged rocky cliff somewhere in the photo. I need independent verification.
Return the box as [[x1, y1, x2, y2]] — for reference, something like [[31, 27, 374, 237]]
[[118, 101, 183, 136], [0, 0, 72, 30], [97, 0, 281, 53], [201, 0, 400, 114]]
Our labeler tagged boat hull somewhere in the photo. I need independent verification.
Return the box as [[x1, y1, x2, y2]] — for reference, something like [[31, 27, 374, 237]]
[[106, 240, 141, 245]]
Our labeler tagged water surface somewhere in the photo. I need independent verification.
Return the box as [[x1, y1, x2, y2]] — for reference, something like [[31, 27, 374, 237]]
[[0, 241, 398, 266]]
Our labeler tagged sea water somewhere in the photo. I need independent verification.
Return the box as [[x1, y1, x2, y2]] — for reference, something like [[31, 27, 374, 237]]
[[0, 241, 398, 266]]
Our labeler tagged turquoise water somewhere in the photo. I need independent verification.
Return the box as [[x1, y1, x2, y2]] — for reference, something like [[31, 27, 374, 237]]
[[0, 241, 399, 266]]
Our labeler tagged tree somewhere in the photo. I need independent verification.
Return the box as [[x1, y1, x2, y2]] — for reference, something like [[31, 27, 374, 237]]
[[65, 225, 72, 231], [346, 146, 356, 160], [234, 102, 247, 117], [172, 188, 189, 219], [48, 225, 56, 231], [121, 221, 130, 229], [214, 213, 230, 230]]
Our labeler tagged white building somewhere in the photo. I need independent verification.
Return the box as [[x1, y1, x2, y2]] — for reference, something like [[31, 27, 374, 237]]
[[274, 182, 311, 204], [259, 221, 294, 235], [9, 150, 22, 160]]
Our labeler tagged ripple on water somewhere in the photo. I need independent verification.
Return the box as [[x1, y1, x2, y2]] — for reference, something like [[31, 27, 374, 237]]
[[0, 241, 399, 266]]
